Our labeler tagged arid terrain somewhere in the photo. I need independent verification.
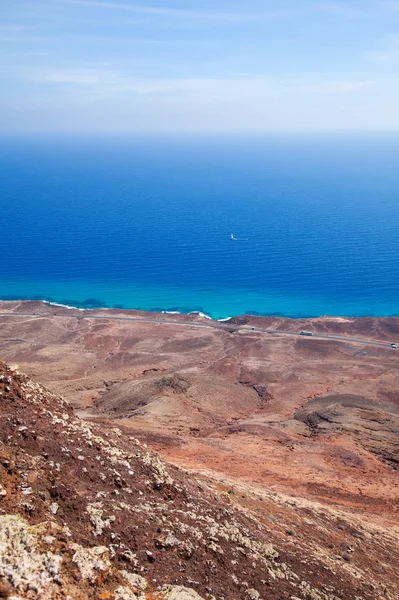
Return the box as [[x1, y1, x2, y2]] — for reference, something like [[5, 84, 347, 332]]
[[0, 300, 398, 598], [1, 360, 399, 600]]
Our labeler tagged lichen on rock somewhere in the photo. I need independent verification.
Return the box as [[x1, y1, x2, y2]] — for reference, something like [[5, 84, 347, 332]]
[[160, 585, 206, 600], [0, 515, 62, 596], [70, 543, 111, 582]]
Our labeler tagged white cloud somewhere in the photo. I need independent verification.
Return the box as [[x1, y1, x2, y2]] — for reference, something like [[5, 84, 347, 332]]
[[306, 0, 399, 19], [0, 33, 52, 44], [299, 80, 374, 93], [18, 69, 379, 133], [30, 68, 376, 99], [305, 1, 383, 19], [4, 81, 399, 132], [62, 0, 294, 22], [19, 51, 51, 57], [37, 70, 101, 85], [307, 1, 365, 17], [0, 24, 28, 32]]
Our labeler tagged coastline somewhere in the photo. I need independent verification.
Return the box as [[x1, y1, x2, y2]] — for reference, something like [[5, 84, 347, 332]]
[[1, 298, 399, 345], [0, 293, 398, 322], [1, 277, 399, 321]]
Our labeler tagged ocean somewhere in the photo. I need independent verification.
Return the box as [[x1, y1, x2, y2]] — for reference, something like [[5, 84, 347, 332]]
[[1, 134, 398, 319]]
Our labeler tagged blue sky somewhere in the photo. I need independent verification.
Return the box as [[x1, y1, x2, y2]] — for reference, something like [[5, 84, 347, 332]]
[[2, 0, 399, 132]]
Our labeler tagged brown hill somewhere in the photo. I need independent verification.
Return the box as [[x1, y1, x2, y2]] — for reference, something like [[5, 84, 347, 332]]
[[1, 300, 398, 522], [1, 360, 398, 600]]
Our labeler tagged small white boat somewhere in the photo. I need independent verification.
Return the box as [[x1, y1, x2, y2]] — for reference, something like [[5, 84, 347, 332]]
[[230, 233, 237, 240]]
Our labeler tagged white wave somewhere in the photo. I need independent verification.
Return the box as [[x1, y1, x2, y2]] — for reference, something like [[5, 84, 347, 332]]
[[189, 311, 213, 320], [42, 300, 85, 311], [218, 317, 232, 322]]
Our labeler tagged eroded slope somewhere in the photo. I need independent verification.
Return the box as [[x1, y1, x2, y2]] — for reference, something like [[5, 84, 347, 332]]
[[1, 362, 398, 599]]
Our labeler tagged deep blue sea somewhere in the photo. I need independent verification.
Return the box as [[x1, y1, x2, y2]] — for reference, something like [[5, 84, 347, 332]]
[[1, 134, 398, 319]]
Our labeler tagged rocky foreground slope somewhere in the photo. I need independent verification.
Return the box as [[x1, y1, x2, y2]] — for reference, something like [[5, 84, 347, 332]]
[[0, 361, 398, 600]]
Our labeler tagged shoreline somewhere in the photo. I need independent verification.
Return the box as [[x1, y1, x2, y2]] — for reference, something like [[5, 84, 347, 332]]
[[1, 298, 399, 347], [0, 296, 398, 323]]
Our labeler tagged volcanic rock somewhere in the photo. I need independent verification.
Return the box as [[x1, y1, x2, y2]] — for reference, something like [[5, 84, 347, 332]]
[[1, 361, 397, 599]]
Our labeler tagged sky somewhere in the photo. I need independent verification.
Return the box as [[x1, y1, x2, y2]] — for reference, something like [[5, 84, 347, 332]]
[[2, 0, 399, 132]]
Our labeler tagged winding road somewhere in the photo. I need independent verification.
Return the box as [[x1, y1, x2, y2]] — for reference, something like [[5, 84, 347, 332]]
[[0, 310, 397, 349]]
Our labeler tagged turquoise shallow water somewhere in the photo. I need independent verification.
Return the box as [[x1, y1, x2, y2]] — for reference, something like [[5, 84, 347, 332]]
[[1, 134, 399, 319], [2, 279, 399, 320]]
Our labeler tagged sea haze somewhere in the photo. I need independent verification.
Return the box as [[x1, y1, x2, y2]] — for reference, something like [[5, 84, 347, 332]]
[[0, 134, 398, 319]]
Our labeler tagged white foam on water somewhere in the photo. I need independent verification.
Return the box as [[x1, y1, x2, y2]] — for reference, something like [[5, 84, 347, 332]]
[[42, 300, 85, 312], [189, 311, 213, 320]]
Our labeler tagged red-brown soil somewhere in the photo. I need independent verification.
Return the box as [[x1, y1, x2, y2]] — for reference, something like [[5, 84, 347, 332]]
[[0, 301, 398, 551], [1, 360, 398, 600]]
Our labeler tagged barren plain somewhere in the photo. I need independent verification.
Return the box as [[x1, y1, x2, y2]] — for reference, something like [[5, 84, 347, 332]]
[[1, 300, 398, 526]]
